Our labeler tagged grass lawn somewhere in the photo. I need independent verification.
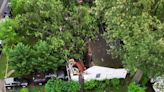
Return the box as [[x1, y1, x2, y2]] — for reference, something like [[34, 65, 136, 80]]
[[8, 86, 45, 92], [0, 54, 7, 79]]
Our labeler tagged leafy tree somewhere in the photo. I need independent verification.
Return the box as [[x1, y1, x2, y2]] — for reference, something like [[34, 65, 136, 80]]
[[128, 82, 145, 92], [58, 32, 86, 59], [7, 43, 33, 75], [12, 0, 64, 41], [155, 0, 164, 22], [31, 40, 65, 72], [45, 79, 80, 92], [64, 5, 98, 40], [96, 0, 164, 77], [10, 0, 26, 16], [7, 39, 66, 75], [0, 18, 19, 47], [6, 0, 98, 76]]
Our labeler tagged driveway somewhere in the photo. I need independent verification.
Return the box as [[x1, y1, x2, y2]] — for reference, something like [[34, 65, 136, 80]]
[[0, 80, 5, 92], [0, 0, 4, 8], [0, 0, 8, 18]]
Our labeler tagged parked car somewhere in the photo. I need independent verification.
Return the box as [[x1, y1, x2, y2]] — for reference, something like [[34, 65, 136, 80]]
[[33, 73, 46, 85], [45, 71, 57, 80], [33, 69, 68, 85], [5, 77, 28, 89], [57, 70, 68, 80]]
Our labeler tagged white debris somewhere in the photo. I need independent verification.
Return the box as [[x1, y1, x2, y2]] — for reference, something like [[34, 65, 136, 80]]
[[151, 76, 164, 92], [70, 66, 128, 81]]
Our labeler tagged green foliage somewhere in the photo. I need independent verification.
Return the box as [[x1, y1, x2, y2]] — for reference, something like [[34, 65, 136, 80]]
[[7, 43, 33, 75], [84, 79, 121, 91], [20, 88, 29, 92], [7, 40, 66, 75], [98, 0, 164, 77], [65, 5, 98, 40], [0, 18, 18, 46], [13, 0, 64, 40], [0, 55, 7, 79], [140, 75, 149, 86], [11, 0, 98, 41], [111, 78, 120, 87], [138, 0, 155, 11], [84, 80, 98, 90], [58, 32, 86, 59], [156, 0, 164, 22], [128, 82, 145, 92], [31, 40, 65, 72], [7, 0, 99, 76], [11, 0, 26, 16], [45, 79, 80, 92]]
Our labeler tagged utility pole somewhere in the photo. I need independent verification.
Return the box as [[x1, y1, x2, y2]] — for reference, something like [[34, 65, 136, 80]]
[[79, 74, 84, 92]]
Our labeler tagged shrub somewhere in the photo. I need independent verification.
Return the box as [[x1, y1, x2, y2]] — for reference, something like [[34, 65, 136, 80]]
[[84, 80, 98, 90], [20, 88, 29, 92], [111, 78, 120, 87], [45, 79, 80, 92], [128, 82, 145, 92], [140, 76, 149, 86]]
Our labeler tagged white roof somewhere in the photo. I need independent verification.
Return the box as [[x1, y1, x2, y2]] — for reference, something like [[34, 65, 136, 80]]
[[71, 66, 128, 81]]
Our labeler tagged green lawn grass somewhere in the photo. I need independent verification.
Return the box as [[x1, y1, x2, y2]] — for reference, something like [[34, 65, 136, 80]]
[[29, 86, 45, 92], [0, 54, 7, 79], [8, 86, 45, 92]]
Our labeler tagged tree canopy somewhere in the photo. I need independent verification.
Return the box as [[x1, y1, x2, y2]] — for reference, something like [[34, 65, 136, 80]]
[[96, 0, 164, 77], [0, 0, 98, 75], [7, 39, 66, 75], [0, 0, 163, 78]]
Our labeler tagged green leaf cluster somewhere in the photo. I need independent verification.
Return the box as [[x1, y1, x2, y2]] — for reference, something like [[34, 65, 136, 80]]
[[7, 40, 65, 75], [45, 79, 80, 92], [128, 82, 145, 92]]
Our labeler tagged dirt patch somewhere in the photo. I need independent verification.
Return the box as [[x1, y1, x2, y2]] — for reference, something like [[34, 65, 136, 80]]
[[90, 34, 122, 68]]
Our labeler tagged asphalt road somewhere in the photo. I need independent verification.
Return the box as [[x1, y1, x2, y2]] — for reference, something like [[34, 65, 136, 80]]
[[0, 0, 8, 18], [0, 0, 4, 8]]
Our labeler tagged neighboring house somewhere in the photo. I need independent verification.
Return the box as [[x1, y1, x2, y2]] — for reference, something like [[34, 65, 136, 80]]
[[67, 59, 128, 81]]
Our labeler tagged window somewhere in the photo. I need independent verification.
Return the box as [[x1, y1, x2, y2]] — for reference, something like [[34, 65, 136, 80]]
[[96, 73, 101, 78]]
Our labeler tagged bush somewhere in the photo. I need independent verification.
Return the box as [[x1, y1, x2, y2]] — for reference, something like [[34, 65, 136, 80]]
[[111, 78, 120, 87], [84, 80, 98, 90], [128, 82, 145, 92], [140, 76, 149, 86], [20, 88, 29, 92], [84, 79, 121, 91], [45, 79, 80, 92]]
